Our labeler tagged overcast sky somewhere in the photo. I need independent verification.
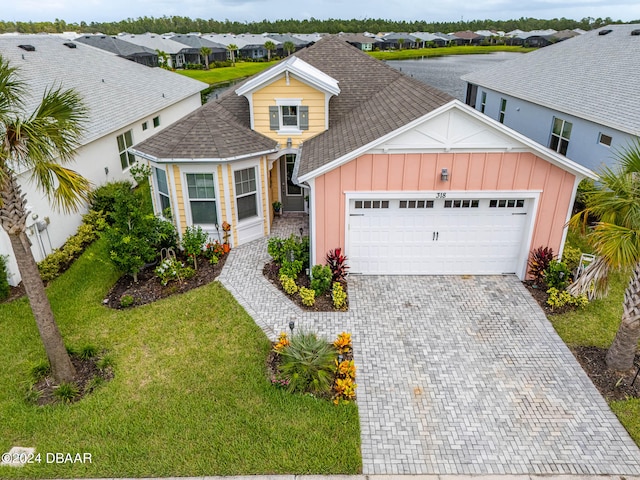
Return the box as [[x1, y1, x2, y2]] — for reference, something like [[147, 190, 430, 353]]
[[3, 0, 640, 26]]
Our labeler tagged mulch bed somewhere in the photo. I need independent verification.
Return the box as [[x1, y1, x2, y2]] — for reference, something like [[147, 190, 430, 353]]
[[3, 282, 26, 303], [103, 252, 228, 309], [31, 353, 114, 406], [263, 260, 348, 312]]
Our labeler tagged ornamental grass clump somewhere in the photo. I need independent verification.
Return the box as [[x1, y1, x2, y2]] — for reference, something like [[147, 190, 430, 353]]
[[277, 332, 337, 395]]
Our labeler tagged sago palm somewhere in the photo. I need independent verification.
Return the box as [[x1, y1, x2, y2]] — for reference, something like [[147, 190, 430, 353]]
[[569, 140, 640, 371], [0, 55, 90, 383]]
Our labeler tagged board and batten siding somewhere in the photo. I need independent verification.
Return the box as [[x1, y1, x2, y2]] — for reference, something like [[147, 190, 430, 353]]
[[312, 151, 576, 267], [251, 76, 327, 148]]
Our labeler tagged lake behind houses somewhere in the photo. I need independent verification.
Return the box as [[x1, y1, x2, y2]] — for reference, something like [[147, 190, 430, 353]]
[[386, 51, 523, 101]]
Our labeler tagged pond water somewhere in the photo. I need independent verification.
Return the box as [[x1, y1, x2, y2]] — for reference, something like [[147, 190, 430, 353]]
[[386, 52, 523, 101]]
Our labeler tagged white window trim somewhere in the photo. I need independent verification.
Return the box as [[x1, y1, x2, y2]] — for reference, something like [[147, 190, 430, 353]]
[[183, 170, 219, 226], [117, 130, 135, 171], [275, 97, 303, 134], [233, 166, 260, 223], [598, 132, 613, 147], [153, 166, 171, 216]]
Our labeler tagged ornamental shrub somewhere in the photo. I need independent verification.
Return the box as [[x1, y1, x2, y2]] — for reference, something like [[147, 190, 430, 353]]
[[332, 282, 348, 310], [182, 225, 209, 270], [326, 247, 349, 283], [544, 260, 571, 290], [279, 274, 298, 295], [561, 245, 582, 274], [0, 255, 10, 301], [546, 287, 589, 310], [310, 264, 332, 296], [299, 286, 316, 307], [279, 259, 303, 278], [89, 181, 134, 221], [528, 246, 554, 284]]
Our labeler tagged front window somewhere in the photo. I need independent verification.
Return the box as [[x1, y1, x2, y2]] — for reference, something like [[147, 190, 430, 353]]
[[153, 116, 160, 128], [498, 98, 507, 123], [234, 167, 258, 220], [598, 132, 612, 147], [281, 106, 298, 128], [154, 167, 171, 214], [550, 118, 572, 155], [117, 130, 135, 170], [480, 92, 487, 113], [186, 173, 217, 224]]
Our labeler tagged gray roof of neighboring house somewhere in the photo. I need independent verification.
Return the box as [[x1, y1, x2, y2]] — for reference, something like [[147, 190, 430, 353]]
[[75, 34, 157, 57], [381, 32, 418, 42], [337, 33, 378, 44], [462, 24, 640, 136], [117, 33, 190, 54], [266, 34, 309, 46], [133, 35, 453, 172], [0, 35, 207, 145], [169, 34, 227, 51]]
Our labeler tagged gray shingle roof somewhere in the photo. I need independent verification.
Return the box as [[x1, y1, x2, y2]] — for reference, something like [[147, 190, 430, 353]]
[[461, 24, 640, 136], [0, 35, 207, 145], [134, 35, 453, 171], [75, 34, 157, 57]]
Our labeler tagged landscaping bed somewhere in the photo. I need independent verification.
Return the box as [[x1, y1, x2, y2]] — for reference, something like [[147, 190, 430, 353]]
[[104, 251, 228, 308]]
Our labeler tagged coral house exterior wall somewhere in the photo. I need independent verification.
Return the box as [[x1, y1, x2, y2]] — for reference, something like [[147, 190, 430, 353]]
[[312, 151, 576, 270]]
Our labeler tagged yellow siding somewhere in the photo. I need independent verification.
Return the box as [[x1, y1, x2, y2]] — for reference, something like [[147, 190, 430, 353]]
[[269, 160, 279, 227], [226, 164, 239, 246], [260, 157, 269, 235], [172, 165, 186, 233], [216, 164, 226, 224], [252, 75, 327, 147]]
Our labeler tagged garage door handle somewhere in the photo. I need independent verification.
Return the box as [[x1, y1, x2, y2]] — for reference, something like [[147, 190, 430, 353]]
[[350, 214, 365, 217], [433, 231, 439, 241], [512, 213, 527, 215]]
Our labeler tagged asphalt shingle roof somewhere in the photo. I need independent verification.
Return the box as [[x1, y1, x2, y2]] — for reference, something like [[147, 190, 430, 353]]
[[0, 35, 207, 145], [461, 24, 640, 136], [134, 35, 454, 172]]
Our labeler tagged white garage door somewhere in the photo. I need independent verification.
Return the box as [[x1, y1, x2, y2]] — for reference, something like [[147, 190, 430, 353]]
[[347, 196, 531, 275]]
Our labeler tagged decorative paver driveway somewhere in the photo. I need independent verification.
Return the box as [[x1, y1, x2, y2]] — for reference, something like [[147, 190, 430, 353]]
[[219, 215, 640, 476]]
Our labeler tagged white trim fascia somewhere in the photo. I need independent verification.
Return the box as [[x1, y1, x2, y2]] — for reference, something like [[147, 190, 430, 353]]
[[246, 92, 255, 130], [307, 177, 316, 268], [558, 174, 583, 259], [267, 147, 299, 160], [298, 100, 597, 183], [130, 148, 278, 164], [235, 56, 340, 97]]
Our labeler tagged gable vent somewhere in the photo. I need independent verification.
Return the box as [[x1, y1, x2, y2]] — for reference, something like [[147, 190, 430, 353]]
[[598, 29, 613, 35], [631, 29, 640, 36], [63, 42, 77, 48], [18, 44, 35, 51]]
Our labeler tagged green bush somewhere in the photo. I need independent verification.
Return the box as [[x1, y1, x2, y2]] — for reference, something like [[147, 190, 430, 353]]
[[268, 234, 309, 267], [89, 181, 134, 220], [280, 259, 303, 278], [0, 254, 10, 301], [546, 288, 589, 310], [119, 295, 134, 308], [279, 274, 298, 295], [332, 282, 348, 310], [561, 245, 582, 273], [544, 260, 571, 290], [310, 264, 332, 296], [182, 225, 209, 269], [278, 332, 337, 395], [299, 286, 316, 307]]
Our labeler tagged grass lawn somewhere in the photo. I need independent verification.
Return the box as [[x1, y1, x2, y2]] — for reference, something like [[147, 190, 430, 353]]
[[0, 238, 361, 478], [550, 230, 639, 444], [176, 61, 278, 86], [369, 45, 536, 61]]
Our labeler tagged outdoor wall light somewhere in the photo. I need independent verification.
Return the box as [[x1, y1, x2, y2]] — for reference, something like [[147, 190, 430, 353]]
[[287, 137, 292, 148], [441, 168, 449, 181], [104, 166, 109, 176]]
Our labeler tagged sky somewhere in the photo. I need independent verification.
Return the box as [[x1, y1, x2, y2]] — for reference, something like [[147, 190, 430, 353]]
[[3, 0, 640, 25]]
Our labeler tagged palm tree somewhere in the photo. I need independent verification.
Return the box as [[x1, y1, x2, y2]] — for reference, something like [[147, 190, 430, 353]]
[[397, 38, 405, 50], [283, 41, 295, 56], [0, 55, 90, 383], [569, 140, 640, 371], [227, 44, 238, 66], [199, 46, 212, 70], [156, 49, 170, 69], [264, 40, 276, 61]]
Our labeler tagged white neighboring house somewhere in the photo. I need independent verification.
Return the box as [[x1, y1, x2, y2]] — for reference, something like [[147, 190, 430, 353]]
[[0, 35, 207, 286]]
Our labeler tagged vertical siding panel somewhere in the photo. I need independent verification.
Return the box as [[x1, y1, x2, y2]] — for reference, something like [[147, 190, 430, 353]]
[[173, 165, 186, 233], [387, 154, 404, 190], [402, 154, 421, 190], [260, 157, 269, 236], [467, 153, 486, 190], [355, 155, 374, 191], [418, 153, 437, 189], [497, 152, 518, 190], [482, 153, 502, 190], [340, 162, 357, 250], [323, 169, 343, 256], [513, 153, 535, 190], [315, 175, 327, 261], [372, 154, 389, 190], [450, 152, 469, 191]]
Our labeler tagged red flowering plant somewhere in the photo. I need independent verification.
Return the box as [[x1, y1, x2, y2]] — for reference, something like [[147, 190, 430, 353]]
[[326, 248, 349, 283]]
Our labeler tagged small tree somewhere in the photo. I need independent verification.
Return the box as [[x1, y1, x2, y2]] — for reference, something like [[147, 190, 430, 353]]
[[156, 49, 170, 69], [283, 41, 295, 56], [182, 225, 208, 270], [264, 40, 276, 61], [199, 46, 212, 70], [227, 44, 238, 66]]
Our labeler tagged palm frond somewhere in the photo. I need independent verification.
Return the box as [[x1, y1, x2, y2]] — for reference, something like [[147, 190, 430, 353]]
[[30, 162, 92, 214], [0, 54, 25, 122]]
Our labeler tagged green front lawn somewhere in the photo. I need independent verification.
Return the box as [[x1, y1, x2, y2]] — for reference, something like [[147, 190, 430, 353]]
[[176, 61, 278, 85], [0, 238, 361, 478]]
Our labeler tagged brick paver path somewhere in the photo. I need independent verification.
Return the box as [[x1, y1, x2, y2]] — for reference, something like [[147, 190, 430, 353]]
[[218, 215, 640, 476]]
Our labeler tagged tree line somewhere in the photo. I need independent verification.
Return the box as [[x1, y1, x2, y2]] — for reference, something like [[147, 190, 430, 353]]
[[0, 15, 630, 35]]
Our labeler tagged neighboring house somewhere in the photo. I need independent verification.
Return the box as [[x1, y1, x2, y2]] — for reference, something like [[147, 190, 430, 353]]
[[451, 31, 485, 45], [462, 24, 640, 172], [411, 32, 447, 47], [202, 33, 271, 60], [0, 35, 206, 285], [379, 33, 418, 49], [131, 36, 594, 280], [266, 34, 310, 55], [170, 34, 227, 63], [118, 33, 199, 68], [337, 33, 377, 51], [75, 34, 159, 67]]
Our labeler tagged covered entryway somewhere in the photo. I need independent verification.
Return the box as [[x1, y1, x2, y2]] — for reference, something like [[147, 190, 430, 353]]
[[347, 194, 533, 276], [279, 154, 305, 211]]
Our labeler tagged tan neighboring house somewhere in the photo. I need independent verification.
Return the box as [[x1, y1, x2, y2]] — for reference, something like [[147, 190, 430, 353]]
[[133, 36, 594, 280], [0, 35, 206, 285]]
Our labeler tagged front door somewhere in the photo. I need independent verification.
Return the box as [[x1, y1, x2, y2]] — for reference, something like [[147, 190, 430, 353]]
[[280, 154, 304, 211]]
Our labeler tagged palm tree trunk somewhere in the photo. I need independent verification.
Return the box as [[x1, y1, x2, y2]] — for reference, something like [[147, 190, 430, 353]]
[[1, 174, 76, 383], [606, 262, 640, 371]]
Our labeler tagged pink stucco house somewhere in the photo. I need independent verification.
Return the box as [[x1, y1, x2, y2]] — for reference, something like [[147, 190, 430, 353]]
[[133, 35, 595, 280]]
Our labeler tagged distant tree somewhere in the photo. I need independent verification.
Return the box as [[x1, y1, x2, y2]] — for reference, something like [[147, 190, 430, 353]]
[[227, 44, 238, 66], [283, 41, 295, 56], [200, 46, 212, 69], [264, 40, 276, 61]]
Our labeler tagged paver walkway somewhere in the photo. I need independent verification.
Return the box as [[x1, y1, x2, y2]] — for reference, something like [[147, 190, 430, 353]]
[[218, 215, 640, 476]]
